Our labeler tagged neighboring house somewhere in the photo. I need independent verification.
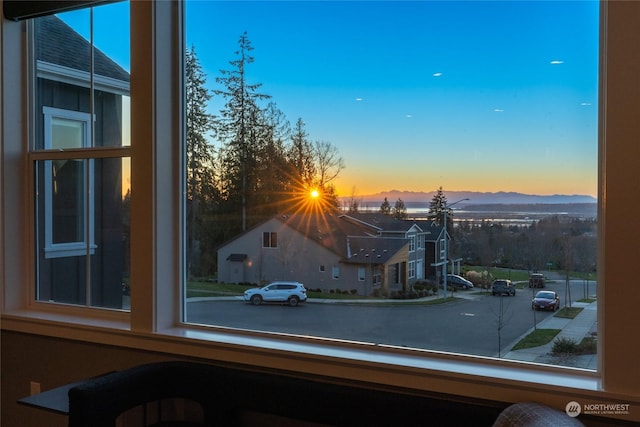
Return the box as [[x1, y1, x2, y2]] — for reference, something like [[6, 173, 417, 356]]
[[217, 212, 458, 296], [217, 213, 411, 295], [341, 213, 451, 283], [33, 15, 130, 308]]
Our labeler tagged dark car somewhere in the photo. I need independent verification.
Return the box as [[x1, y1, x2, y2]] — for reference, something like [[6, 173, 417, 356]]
[[528, 273, 546, 288], [491, 279, 515, 296], [532, 290, 560, 311], [444, 274, 474, 289]]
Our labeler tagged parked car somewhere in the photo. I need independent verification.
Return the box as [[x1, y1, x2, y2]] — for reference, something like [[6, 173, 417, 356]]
[[444, 274, 474, 289], [528, 273, 546, 288], [244, 281, 308, 307], [532, 290, 560, 311], [491, 279, 515, 296]]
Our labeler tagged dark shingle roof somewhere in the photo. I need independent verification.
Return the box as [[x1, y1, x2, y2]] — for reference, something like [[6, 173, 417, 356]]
[[278, 213, 373, 259], [345, 236, 408, 265], [35, 14, 130, 82], [341, 212, 442, 236]]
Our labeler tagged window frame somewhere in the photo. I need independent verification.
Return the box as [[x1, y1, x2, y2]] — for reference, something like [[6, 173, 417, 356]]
[[262, 231, 277, 248], [41, 106, 97, 259], [2, 0, 640, 420]]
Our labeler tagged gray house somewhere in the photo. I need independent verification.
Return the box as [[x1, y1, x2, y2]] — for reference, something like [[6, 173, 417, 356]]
[[340, 213, 451, 283], [217, 212, 455, 296], [217, 213, 411, 295]]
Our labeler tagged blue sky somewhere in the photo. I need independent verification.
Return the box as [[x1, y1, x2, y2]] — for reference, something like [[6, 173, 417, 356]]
[[62, 1, 600, 197]]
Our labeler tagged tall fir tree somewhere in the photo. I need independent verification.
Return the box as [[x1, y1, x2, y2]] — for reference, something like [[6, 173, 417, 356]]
[[288, 118, 315, 191], [380, 197, 392, 215], [214, 32, 270, 231], [392, 198, 408, 220], [429, 186, 453, 229], [185, 45, 217, 277]]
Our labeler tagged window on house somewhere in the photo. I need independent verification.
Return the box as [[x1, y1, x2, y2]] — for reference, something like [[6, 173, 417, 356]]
[[41, 108, 95, 259], [408, 261, 416, 279], [408, 235, 415, 252], [357, 267, 365, 281], [262, 232, 277, 248], [332, 267, 340, 280], [319, 265, 325, 273]]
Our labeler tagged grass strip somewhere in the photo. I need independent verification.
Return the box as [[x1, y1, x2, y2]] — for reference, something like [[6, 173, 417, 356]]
[[511, 329, 561, 351], [554, 307, 583, 319]]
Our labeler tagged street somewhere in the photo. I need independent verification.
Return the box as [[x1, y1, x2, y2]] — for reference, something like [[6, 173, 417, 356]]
[[186, 279, 595, 358]]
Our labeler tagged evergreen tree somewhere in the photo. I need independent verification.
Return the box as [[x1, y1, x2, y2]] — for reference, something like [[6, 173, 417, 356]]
[[429, 186, 452, 229], [251, 102, 292, 217], [214, 32, 270, 231], [185, 45, 217, 277], [392, 198, 408, 220], [380, 197, 392, 215], [288, 118, 315, 190]]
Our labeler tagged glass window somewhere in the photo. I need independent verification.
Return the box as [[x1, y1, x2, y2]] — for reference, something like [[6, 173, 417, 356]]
[[30, 3, 131, 309], [183, 0, 599, 370], [262, 232, 277, 248]]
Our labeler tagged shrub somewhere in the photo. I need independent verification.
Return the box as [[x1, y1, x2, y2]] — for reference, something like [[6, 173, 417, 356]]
[[552, 336, 578, 355]]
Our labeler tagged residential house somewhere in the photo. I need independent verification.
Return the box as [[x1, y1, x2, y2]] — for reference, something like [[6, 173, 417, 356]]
[[341, 213, 455, 284], [217, 213, 410, 295], [217, 211, 466, 295]]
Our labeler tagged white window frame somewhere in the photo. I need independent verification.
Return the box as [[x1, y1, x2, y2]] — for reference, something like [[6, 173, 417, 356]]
[[2, 2, 640, 422], [332, 266, 340, 280], [408, 260, 416, 279], [42, 107, 97, 259], [357, 267, 365, 281], [408, 235, 415, 252], [416, 259, 423, 280]]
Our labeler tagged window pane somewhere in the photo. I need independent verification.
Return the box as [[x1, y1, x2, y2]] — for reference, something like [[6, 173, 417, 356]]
[[185, 1, 598, 369], [31, 2, 131, 309]]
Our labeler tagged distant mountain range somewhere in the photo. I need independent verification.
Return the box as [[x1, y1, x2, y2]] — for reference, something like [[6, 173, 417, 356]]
[[345, 190, 597, 206]]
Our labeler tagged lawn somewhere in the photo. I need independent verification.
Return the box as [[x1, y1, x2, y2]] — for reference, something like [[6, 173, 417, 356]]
[[511, 329, 562, 351], [554, 307, 584, 319]]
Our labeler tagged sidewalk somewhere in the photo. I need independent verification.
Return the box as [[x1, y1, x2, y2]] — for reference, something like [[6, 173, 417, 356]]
[[503, 301, 598, 369]]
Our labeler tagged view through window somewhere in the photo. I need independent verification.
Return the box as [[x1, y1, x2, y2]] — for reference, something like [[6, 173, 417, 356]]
[[31, 3, 131, 308], [184, 1, 599, 369]]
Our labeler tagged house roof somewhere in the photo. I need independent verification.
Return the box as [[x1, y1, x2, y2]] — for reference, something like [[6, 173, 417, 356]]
[[35, 14, 130, 82], [341, 212, 444, 240], [344, 236, 409, 265], [278, 213, 373, 259], [278, 213, 411, 263]]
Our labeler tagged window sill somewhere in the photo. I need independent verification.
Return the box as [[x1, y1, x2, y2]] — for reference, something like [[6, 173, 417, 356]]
[[2, 309, 637, 422]]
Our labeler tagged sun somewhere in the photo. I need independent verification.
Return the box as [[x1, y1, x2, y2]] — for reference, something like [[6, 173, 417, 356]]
[[310, 189, 320, 199]]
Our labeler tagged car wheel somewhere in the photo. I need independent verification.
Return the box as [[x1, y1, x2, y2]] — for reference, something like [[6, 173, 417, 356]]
[[250, 295, 262, 305], [288, 296, 299, 307]]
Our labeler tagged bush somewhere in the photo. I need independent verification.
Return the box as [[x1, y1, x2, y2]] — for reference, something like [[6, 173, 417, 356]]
[[465, 270, 493, 289], [350, 289, 358, 295], [552, 336, 578, 355]]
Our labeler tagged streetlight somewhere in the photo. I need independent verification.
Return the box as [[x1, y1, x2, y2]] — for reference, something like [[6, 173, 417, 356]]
[[442, 198, 469, 299]]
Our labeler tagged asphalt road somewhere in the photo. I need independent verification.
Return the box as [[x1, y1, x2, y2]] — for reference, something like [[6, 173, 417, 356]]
[[186, 279, 595, 358]]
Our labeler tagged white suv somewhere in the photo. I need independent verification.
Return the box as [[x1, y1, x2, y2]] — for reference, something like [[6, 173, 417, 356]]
[[244, 281, 308, 307]]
